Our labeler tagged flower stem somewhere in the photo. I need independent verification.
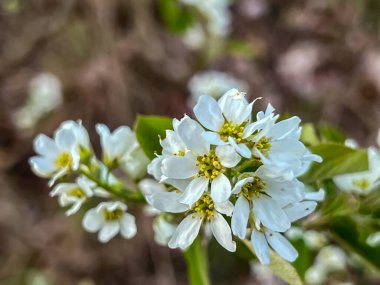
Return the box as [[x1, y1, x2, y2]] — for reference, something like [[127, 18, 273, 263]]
[[184, 237, 211, 285], [79, 168, 146, 203]]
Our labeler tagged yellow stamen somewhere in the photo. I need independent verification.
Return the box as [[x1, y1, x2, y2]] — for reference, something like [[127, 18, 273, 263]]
[[55, 152, 72, 169]]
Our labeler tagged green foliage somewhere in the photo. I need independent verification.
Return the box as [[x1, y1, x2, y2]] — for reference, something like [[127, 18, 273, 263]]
[[301, 143, 369, 182], [269, 251, 303, 285], [157, 0, 194, 33], [301, 122, 346, 146], [242, 241, 304, 285], [184, 237, 210, 285], [134, 115, 172, 159], [225, 39, 256, 59], [291, 238, 314, 280], [319, 123, 346, 144], [330, 216, 380, 272]]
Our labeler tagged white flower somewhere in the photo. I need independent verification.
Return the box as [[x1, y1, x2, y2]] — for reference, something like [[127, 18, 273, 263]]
[[231, 165, 314, 237], [180, 0, 231, 43], [120, 138, 150, 180], [82, 201, 136, 243], [96, 124, 136, 167], [305, 265, 327, 285], [50, 177, 93, 215], [249, 105, 322, 177], [160, 116, 241, 204], [96, 124, 149, 179], [153, 216, 177, 246], [59, 120, 92, 152], [250, 227, 298, 265], [188, 71, 248, 104], [13, 72, 63, 129], [315, 245, 347, 273], [194, 90, 260, 158], [183, 24, 206, 50], [29, 123, 81, 186], [333, 147, 380, 194], [366, 231, 380, 247], [164, 193, 236, 252], [304, 230, 327, 250]]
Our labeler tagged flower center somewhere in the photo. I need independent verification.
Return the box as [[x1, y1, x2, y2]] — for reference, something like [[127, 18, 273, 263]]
[[197, 151, 224, 179], [103, 208, 123, 221], [192, 194, 215, 220], [219, 121, 247, 143], [353, 179, 370, 191], [55, 152, 72, 169], [177, 150, 185, 156], [68, 187, 86, 198], [242, 176, 266, 200], [255, 136, 271, 155]]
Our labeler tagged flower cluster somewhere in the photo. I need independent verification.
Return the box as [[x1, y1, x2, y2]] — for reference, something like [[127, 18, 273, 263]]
[[147, 89, 323, 264], [29, 120, 148, 243]]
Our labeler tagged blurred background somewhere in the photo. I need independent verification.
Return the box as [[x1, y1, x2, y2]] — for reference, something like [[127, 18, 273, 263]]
[[1, 0, 380, 284]]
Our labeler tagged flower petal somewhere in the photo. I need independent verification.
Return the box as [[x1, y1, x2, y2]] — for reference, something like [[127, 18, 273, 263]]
[[194, 95, 224, 131], [168, 213, 202, 250], [202, 131, 227, 146], [227, 137, 251, 159], [82, 209, 104, 232], [214, 200, 234, 216], [265, 230, 298, 262], [29, 156, 56, 177], [231, 196, 250, 239], [120, 213, 137, 239], [211, 212, 236, 252], [152, 192, 190, 212], [176, 116, 210, 154], [161, 156, 198, 179], [179, 177, 209, 206], [284, 201, 317, 222], [211, 174, 231, 203], [55, 128, 76, 150], [98, 222, 120, 243], [216, 145, 241, 167], [251, 230, 270, 265], [34, 134, 59, 157], [231, 177, 253, 194], [252, 196, 290, 232]]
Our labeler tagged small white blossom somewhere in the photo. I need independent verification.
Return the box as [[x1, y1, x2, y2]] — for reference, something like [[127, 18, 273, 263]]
[[366, 231, 380, 247], [96, 124, 135, 166], [153, 216, 177, 246], [166, 194, 236, 252], [13, 72, 63, 129], [333, 147, 380, 194], [160, 116, 241, 204], [194, 89, 260, 158], [82, 201, 136, 243], [50, 176, 94, 216], [96, 124, 149, 177], [250, 227, 298, 264], [29, 121, 83, 186]]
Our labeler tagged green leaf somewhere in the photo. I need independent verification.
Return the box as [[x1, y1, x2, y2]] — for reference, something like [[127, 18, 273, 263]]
[[301, 123, 320, 146], [157, 0, 193, 33], [243, 241, 303, 285], [319, 123, 346, 144], [134, 115, 172, 159], [330, 216, 380, 272], [184, 237, 210, 285], [301, 143, 369, 183], [269, 251, 304, 285]]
